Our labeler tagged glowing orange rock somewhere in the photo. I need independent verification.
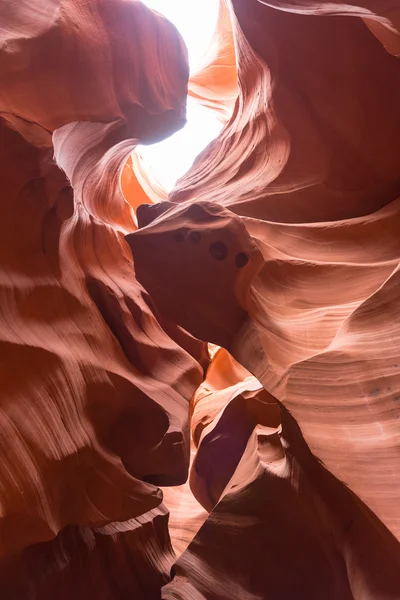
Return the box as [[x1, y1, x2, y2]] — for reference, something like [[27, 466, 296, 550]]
[[3, 0, 400, 597], [0, 0, 203, 591]]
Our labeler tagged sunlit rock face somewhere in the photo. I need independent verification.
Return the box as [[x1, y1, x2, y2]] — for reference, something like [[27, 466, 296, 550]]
[[1, 0, 400, 598]]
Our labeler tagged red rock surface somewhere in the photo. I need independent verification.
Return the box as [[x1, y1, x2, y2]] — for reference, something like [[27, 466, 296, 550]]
[[1, 0, 400, 597]]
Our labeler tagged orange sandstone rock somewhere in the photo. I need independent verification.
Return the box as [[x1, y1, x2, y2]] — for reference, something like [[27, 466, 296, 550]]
[[0, 0, 203, 593], [2, 0, 400, 597]]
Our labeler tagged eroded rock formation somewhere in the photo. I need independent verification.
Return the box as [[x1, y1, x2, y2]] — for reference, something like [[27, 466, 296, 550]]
[[1, 0, 400, 597]]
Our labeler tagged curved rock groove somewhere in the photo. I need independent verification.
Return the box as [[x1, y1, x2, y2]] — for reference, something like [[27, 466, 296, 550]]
[[1, 0, 400, 598]]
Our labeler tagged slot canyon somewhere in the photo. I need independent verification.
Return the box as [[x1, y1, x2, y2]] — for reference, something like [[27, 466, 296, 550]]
[[1, 0, 400, 597]]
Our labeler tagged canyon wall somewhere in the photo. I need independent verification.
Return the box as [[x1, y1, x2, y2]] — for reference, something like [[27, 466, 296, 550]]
[[1, 0, 400, 597]]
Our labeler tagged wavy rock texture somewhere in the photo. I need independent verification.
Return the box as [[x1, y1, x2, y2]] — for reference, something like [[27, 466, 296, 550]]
[[0, 506, 174, 599], [126, 1, 400, 597], [2, 0, 400, 598], [160, 351, 400, 599], [170, 1, 400, 221], [123, 0, 239, 205], [0, 0, 205, 595], [131, 201, 400, 599]]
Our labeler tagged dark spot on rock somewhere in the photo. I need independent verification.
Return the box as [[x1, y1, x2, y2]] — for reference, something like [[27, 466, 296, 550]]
[[189, 231, 201, 243], [209, 241, 228, 261], [174, 231, 186, 242], [235, 252, 249, 268]]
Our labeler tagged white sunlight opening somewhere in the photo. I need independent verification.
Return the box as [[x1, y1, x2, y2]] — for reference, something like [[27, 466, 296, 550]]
[[139, 0, 222, 193]]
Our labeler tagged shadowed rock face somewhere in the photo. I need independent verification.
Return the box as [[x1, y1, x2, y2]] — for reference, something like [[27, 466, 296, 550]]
[[1, 0, 400, 597], [128, 198, 400, 599], [0, 0, 204, 594], [126, 201, 263, 347]]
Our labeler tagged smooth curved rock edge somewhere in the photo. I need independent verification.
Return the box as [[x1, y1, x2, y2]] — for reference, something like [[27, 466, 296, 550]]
[[1, 0, 400, 598]]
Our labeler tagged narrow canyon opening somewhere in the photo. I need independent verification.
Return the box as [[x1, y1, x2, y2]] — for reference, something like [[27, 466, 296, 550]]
[[1, 0, 400, 598], [138, 0, 229, 193]]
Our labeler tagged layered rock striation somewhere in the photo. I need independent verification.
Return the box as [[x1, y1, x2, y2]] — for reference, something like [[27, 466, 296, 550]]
[[1, 0, 400, 597]]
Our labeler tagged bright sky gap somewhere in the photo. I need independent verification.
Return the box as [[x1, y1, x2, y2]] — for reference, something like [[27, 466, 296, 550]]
[[139, 0, 222, 192]]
